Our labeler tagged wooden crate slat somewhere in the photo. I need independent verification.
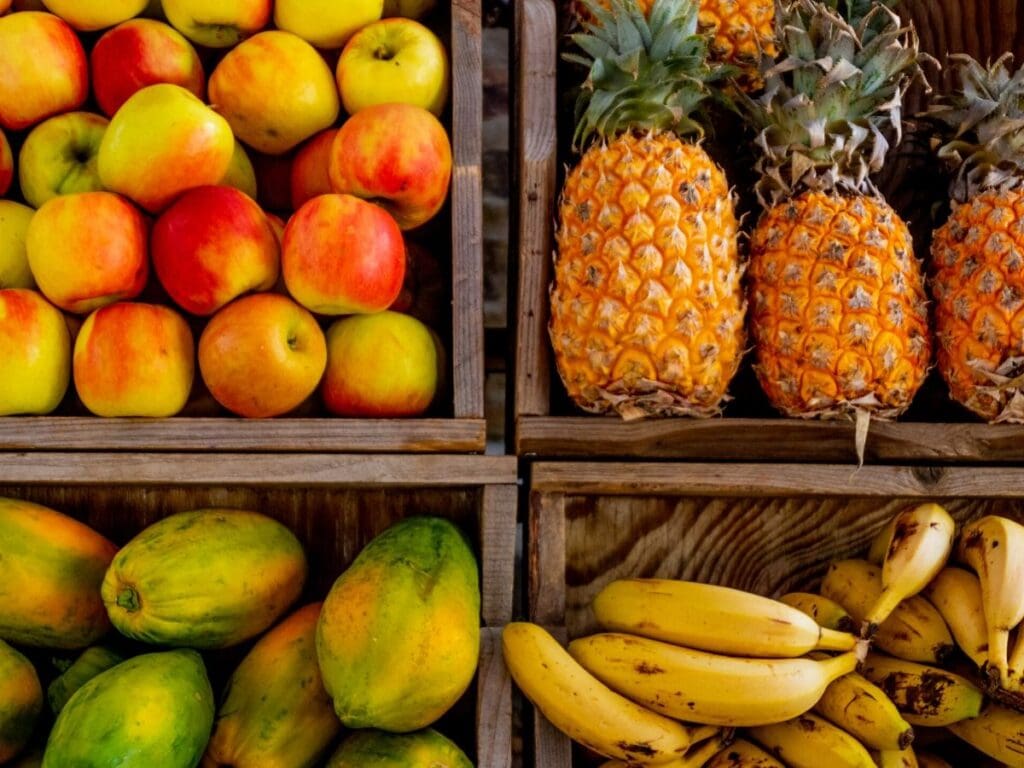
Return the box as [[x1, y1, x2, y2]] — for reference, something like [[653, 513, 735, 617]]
[[482, 484, 519, 626], [476, 626, 514, 768], [528, 490, 566, 624]]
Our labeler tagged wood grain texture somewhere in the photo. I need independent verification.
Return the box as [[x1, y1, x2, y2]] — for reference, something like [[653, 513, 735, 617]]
[[482, 484, 519, 625], [529, 491, 567, 624], [477, 626, 514, 768], [531, 625, 575, 768]]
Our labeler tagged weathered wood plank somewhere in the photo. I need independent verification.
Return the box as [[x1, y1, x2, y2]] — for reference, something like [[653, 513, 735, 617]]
[[482, 484, 519, 626], [528, 490, 567, 624], [477, 627, 514, 768]]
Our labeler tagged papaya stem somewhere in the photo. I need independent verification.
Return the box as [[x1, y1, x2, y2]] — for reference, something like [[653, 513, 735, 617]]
[[116, 586, 141, 612]]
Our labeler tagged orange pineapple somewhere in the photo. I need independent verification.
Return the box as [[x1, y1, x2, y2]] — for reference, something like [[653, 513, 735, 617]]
[[550, 0, 745, 418]]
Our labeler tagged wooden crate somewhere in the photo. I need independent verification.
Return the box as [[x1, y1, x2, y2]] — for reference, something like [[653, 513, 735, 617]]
[[0, 452, 516, 766], [525, 461, 1024, 766], [0, 0, 484, 454], [513, 0, 1024, 462]]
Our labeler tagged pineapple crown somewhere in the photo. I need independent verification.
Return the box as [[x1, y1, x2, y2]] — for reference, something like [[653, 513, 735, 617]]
[[565, 0, 724, 151], [738, 0, 925, 208], [924, 53, 1024, 204]]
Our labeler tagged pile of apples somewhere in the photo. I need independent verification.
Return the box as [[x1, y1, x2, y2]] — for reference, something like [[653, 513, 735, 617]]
[[0, 0, 451, 419]]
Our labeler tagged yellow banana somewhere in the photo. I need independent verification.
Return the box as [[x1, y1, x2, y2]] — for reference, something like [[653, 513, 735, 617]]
[[748, 713, 876, 768], [599, 733, 729, 768], [779, 592, 857, 633], [947, 702, 1024, 767], [874, 747, 918, 768], [956, 515, 1024, 688], [820, 559, 954, 663], [1006, 627, 1024, 693], [704, 739, 785, 767], [811, 665, 913, 751], [865, 504, 956, 630], [860, 652, 983, 727], [915, 755, 952, 768], [921, 566, 988, 669], [868, 515, 899, 564], [592, 579, 858, 658], [567, 632, 859, 727], [501, 622, 705, 765]]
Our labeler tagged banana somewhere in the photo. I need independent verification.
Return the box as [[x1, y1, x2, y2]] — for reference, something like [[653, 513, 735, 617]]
[[820, 559, 954, 663], [874, 747, 918, 768], [779, 592, 857, 633], [868, 515, 899, 564], [921, 566, 988, 669], [947, 702, 1024, 767], [955, 515, 1024, 688], [592, 579, 858, 657], [1006, 627, 1024, 693], [599, 733, 729, 768], [748, 713, 876, 768], [915, 755, 952, 768], [811, 664, 913, 750], [567, 632, 859, 727], [501, 622, 707, 765], [860, 652, 983, 727], [865, 504, 956, 630], [704, 739, 785, 767]]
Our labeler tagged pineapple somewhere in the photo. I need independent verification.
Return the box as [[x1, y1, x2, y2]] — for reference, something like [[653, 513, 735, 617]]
[[926, 55, 1024, 422], [550, 0, 745, 418], [741, 0, 932, 427]]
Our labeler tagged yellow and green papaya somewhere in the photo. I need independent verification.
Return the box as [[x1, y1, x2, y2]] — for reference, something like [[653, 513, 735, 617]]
[[101, 509, 307, 648], [0, 497, 116, 648], [317, 516, 479, 732], [202, 602, 341, 768], [325, 729, 473, 767], [42, 649, 214, 768], [0, 639, 42, 763], [47, 645, 124, 715]]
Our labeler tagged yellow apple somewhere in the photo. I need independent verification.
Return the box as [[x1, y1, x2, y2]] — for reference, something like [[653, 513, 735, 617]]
[[0, 202, 35, 289], [337, 18, 448, 116], [220, 140, 257, 199], [163, 0, 270, 47], [18, 112, 108, 208], [209, 31, 340, 155], [0, 289, 71, 415], [382, 0, 436, 18], [273, 0, 382, 50], [41, 0, 148, 31]]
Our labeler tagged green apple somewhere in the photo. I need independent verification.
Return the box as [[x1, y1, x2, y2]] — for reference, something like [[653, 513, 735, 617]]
[[337, 18, 449, 116], [163, 0, 270, 47], [382, 0, 436, 18], [220, 140, 257, 199], [0, 288, 71, 415], [274, 0, 382, 49], [18, 111, 108, 208], [0, 201, 35, 289], [41, 0, 148, 31]]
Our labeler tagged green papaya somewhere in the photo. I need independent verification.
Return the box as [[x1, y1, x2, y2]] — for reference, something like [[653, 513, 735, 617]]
[[0, 497, 116, 648], [325, 729, 473, 767], [101, 509, 307, 648], [42, 649, 214, 768], [201, 603, 341, 768], [47, 645, 124, 714], [0, 639, 42, 763], [317, 517, 479, 732]]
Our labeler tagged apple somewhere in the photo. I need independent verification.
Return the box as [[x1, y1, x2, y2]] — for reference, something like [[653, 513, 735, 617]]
[[0, 12, 87, 131], [98, 83, 234, 212], [0, 202, 36, 289], [266, 213, 286, 247], [208, 31, 340, 155], [382, 0, 436, 18], [0, 128, 11, 195], [41, 0, 148, 31], [273, 0, 382, 50], [290, 129, 337, 210], [0, 0, 10, 13], [221, 141, 257, 199], [282, 194, 405, 315], [91, 19, 205, 117], [26, 191, 148, 314], [18, 112, 108, 208], [328, 103, 451, 230], [153, 185, 279, 316], [337, 19, 449, 116], [0, 289, 71, 415], [162, 0, 270, 48], [74, 302, 194, 417], [321, 311, 437, 416], [199, 293, 326, 418]]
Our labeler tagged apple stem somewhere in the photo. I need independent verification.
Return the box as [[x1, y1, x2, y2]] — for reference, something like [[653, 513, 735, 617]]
[[374, 46, 395, 61]]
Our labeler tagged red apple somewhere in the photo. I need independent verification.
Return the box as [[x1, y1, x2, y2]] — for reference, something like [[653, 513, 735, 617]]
[[290, 129, 337, 210], [282, 194, 404, 315], [152, 185, 280, 316], [0, 12, 88, 131], [0, 127, 11, 195], [91, 18, 205, 117]]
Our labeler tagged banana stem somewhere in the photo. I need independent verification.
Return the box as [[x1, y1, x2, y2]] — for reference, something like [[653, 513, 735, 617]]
[[817, 627, 858, 652]]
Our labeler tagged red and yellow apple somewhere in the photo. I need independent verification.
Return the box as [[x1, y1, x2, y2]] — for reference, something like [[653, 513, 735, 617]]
[[321, 311, 438, 416], [282, 194, 405, 315], [26, 191, 148, 314], [153, 185, 280, 316], [329, 103, 451, 230], [337, 19, 449, 116], [90, 18, 205, 117], [0, 288, 71, 415], [0, 128, 11, 195], [382, 0, 436, 19], [18, 111, 108, 208], [73, 302, 194, 417], [266, 212, 286, 247], [98, 83, 234, 212], [290, 129, 337, 210], [273, 0, 382, 49], [0, 0, 11, 13], [199, 293, 327, 418], [41, 0, 147, 31], [209, 31, 340, 155], [0, 12, 87, 131], [162, 0, 270, 47], [221, 141, 257, 199], [0, 202, 36, 289]]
